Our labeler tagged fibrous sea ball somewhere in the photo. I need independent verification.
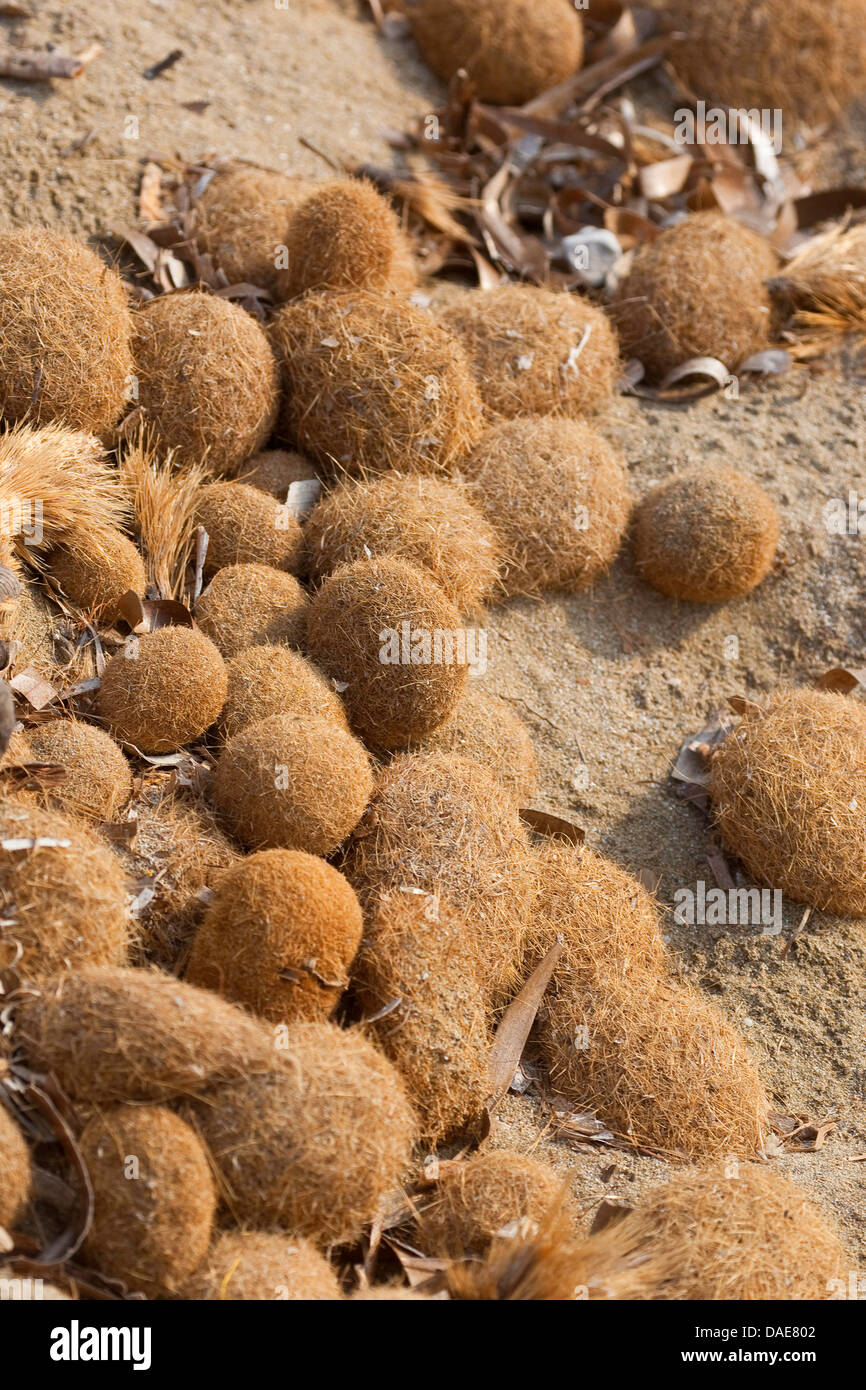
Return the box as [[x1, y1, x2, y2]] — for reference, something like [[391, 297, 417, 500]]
[[220, 644, 348, 741], [194, 163, 317, 301], [0, 1105, 31, 1229], [648, 0, 866, 129], [533, 841, 769, 1157], [212, 713, 373, 855], [26, 718, 133, 822], [15, 965, 279, 1104], [304, 473, 499, 614], [0, 800, 129, 983], [574, 1163, 847, 1300], [410, 687, 537, 803], [353, 889, 492, 1146], [345, 751, 534, 997], [306, 556, 469, 750], [614, 212, 777, 381], [114, 793, 242, 971], [195, 481, 303, 577], [284, 178, 408, 298], [271, 289, 484, 476], [420, 1151, 565, 1258], [187, 849, 363, 1023], [49, 528, 146, 626], [132, 291, 279, 475], [405, 0, 584, 105], [195, 562, 309, 660], [439, 285, 618, 419], [463, 415, 630, 596], [634, 467, 779, 602], [97, 626, 227, 754], [186, 1022, 416, 1246], [240, 448, 320, 500], [709, 687, 866, 915], [183, 1231, 340, 1301], [0, 227, 133, 435], [81, 1104, 215, 1298]]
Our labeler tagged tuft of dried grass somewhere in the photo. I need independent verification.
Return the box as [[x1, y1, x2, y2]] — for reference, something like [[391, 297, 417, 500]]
[[181, 1230, 340, 1301], [195, 480, 304, 577], [778, 222, 866, 341], [0, 225, 133, 435], [446, 1204, 586, 1301], [97, 626, 227, 754], [573, 1162, 848, 1300], [634, 466, 779, 602], [439, 285, 618, 420], [119, 430, 207, 600], [25, 718, 133, 822], [614, 212, 777, 381], [270, 289, 484, 477], [463, 415, 631, 597], [219, 643, 348, 741], [709, 687, 866, 915], [284, 178, 409, 298], [49, 528, 146, 626]]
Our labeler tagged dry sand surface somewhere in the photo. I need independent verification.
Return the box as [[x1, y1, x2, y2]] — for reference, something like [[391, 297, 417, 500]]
[[2, 0, 863, 1266]]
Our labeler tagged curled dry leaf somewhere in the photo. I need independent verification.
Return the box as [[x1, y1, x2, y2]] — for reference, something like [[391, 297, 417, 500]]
[[815, 666, 866, 694], [487, 940, 563, 1110], [519, 808, 585, 845], [117, 591, 195, 634]]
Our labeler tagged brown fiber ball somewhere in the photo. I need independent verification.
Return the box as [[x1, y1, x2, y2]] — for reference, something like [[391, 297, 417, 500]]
[[212, 713, 373, 854], [464, 416, 631, 596], [49, 529, 146, 626], [97, 626, 227, 753], [285, 179, 408, 298], [195, 562, 310, 659], [614, 212, 777, 381], [353, 889, 492, 1146], [81, 1104, 215, 1298], [420, 1151, 564, 1257], [304, 473, 499, 614], [0, 800, 129, 983], [195, 164, 317, 301], [440, 285, 618, 419], [345, 751, 534, 999], [240, 448, 320, 499], [410, 687, 538, 803], [649, 0, 866, 129], [220, 644, 348, 741], [132, 291, 280, 475], [405, 0, 584, 105], [113, 793, 242, 972], [634, 467, 780, 602], [186, 1023, 416, 1246], [0, 1105, 31, 1229], [574, 1163, 847, 1300], [306, 556, 470, 750], [195, 481, 304, 577], [16, 964, 280, 1105], [271, 290, 484, 477], [709, 688, 866, 916], [0, 227, 133, 436], [187, 849, 363, 1023], [26, 718, 133, 821], [532, 842, 768, 1158], [183, 1231, 340, 1301]]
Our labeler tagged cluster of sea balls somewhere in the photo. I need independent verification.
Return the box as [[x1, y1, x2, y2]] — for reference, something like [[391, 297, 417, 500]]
[[0, 135, 855, 1301]]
